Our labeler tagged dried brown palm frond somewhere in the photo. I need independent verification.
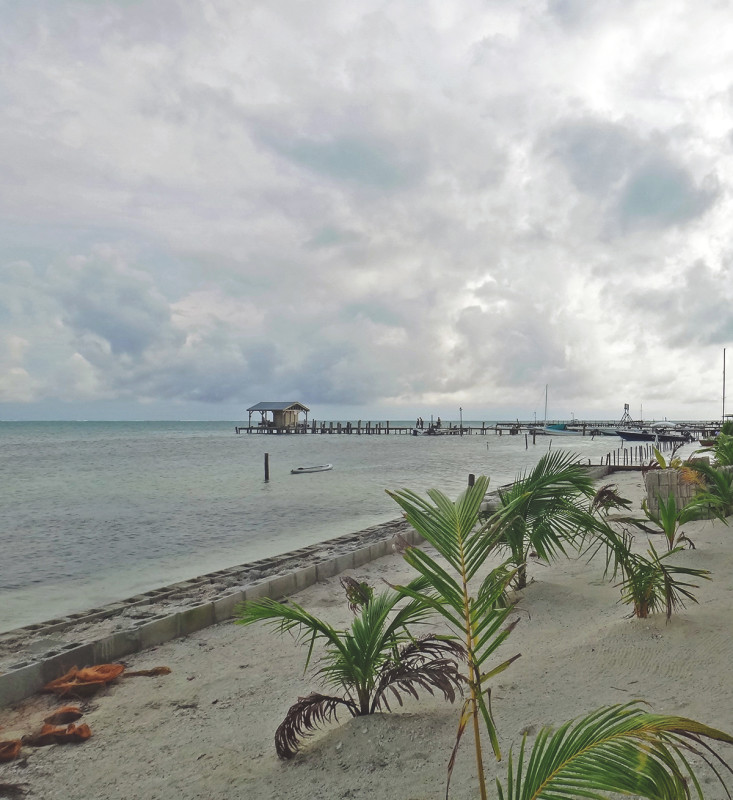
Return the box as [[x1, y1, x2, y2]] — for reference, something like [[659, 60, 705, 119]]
[[275, 693, 358, 759], [42, 663, 125, 696], [23, 722, 92, 746], [590, 483, 632, 515], [370, 635, 465, 712], [0, 740, 21, 762], [340, 576, 373, 613]]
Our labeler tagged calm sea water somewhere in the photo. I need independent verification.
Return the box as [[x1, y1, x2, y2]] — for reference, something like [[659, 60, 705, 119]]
[[0, 421, 694, 633]]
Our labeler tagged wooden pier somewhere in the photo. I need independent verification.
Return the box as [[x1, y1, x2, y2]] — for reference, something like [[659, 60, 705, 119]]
[[235, 419, 723, 438], [236, 420, 535, 435]]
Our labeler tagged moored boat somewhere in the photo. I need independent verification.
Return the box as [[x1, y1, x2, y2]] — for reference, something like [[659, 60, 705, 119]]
[[291, 464, 333, 474], [616, 429, 691, 443], [539, 423, 582, 436], [412, 426, 459, 436]]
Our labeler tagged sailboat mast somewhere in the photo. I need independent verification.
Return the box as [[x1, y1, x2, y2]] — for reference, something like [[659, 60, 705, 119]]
[[723, 348, 726, 422], [544, 384, 548, 426]]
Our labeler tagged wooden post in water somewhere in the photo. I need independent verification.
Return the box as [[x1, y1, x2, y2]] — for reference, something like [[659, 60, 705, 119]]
[[264, 452, 270, 481], [468, 473, 475, 487]]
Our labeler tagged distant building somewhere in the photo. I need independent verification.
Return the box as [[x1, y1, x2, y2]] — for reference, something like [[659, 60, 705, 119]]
[[246, 401, 310, 429]]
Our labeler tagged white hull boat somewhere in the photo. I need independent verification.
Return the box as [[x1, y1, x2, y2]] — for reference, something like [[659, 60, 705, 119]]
[[291, 464, 333, 474]]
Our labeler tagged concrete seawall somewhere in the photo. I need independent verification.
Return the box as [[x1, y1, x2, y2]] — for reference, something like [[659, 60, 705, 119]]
[[0, 518, 421, 707], [0, 465, 613, 708]]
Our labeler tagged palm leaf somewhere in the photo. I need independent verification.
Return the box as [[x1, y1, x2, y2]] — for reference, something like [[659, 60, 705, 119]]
[[388, 479, 520, 789], [492, 451, 597, 586], [590, 484, 633, 515], [275, 692, 358, 759], [496, 702, 733, 800], [236, 596, 349, 672], [370, 634, 465, 713], [389, 477, 496, 581]]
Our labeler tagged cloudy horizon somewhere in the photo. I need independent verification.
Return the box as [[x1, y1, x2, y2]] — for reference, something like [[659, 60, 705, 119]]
[[2, 1, 732, 423]]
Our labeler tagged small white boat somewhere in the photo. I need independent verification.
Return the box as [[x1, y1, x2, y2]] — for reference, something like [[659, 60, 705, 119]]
[[412, 426, 458, 436], [291, 464, 333, 474]]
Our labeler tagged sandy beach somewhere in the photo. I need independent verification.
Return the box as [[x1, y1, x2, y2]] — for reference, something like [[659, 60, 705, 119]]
[[1, 470, 732, 799]]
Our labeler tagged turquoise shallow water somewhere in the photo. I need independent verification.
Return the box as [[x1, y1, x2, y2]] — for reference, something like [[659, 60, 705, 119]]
[[0, 421, 695, 632]]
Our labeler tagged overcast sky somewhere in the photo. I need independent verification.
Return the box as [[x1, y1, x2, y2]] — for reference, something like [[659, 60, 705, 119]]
[[1, 1, 732, 422]]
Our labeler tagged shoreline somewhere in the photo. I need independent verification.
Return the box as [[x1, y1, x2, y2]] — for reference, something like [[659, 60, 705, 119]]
[[0, 464, 610, 704], [0, 516, 418, 704], [1, 466, 732, 799]]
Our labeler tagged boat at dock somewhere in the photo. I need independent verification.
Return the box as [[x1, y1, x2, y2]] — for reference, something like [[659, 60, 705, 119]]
[[291, 464, 333, 474], [411, 426, 460, 436], [536, 423, 582, 436], [616, 428, 692, 444]]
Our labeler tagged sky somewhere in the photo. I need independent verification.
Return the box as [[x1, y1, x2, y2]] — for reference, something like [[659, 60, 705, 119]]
[[1, 1, 732, 422]]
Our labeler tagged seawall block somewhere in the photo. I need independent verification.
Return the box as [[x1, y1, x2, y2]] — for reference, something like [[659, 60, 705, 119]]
[[40, 643, 96, 685], [0, 661, 44, 707], [268, 573, 298, 599], [137, 614, 181, 650], [179, 603, 215, 637], [92, 630, 141, 664], [213, 592, 244, 623]]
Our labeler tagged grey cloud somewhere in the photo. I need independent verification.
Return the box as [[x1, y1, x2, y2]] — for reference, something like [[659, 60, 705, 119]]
[[623, 260, 733, 348], [547, 118, 719, 231], [548, 120, 641, 195], [263, 132, 426, 190], [615, 159, 719, 229], [50, 253, 182, 358], [305, 227, 363, 250], [546, 0, 629, 29], [341, 302, 404, 328], [3, 2, 733, 419]]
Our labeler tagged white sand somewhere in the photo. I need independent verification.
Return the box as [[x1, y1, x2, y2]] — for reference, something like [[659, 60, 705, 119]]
[[1, 471, 732, 799]]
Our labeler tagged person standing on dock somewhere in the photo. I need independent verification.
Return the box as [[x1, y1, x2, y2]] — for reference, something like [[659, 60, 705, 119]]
[[436, 416, 441, 428]]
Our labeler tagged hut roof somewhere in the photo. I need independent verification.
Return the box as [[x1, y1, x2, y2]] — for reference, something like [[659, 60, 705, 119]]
[[246, 401, 310, 413]]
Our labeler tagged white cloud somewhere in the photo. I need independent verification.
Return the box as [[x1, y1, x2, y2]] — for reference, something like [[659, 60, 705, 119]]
[[0, 0, 732, 420]]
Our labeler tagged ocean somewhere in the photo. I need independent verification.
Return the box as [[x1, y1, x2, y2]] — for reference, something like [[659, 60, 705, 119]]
[[0, 421, 694, 633]]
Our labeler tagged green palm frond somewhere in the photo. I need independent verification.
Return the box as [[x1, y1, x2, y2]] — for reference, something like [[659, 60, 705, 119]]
[[582, 518, 633, 581], [236, 574, 461, 756], [389, 476, 497, 582], [636, 491, 726, 551], [236, 595, 348, 672], [492, 451, 598, 588], [711, 433, 733, 466], [687, 461, 733, 517], [617, 542, 711, 621], [496, 702, 733, 800], [388, 478, 520, 799]]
